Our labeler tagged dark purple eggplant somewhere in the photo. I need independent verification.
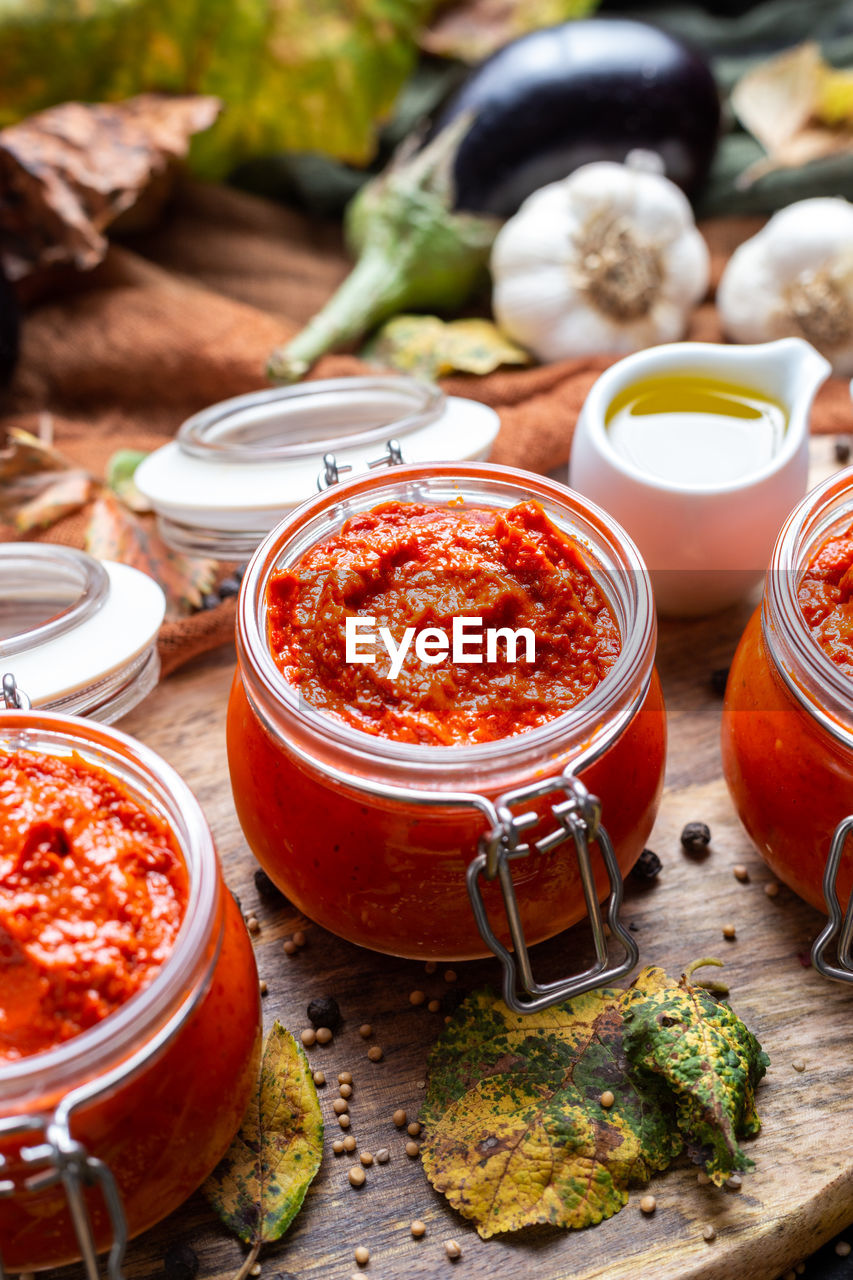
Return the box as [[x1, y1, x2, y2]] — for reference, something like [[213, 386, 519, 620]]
[[430, 18, 720, 216]]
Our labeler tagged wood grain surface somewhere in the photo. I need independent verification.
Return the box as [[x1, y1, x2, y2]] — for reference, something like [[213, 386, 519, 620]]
[[42, 437, 853, 1280]]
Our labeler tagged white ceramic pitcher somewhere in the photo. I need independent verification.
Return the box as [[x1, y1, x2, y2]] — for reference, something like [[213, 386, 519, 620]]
[[570, 338, 832, 616]]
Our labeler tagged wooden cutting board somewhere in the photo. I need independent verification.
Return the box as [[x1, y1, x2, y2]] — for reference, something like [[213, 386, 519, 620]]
[[45, 438, 853, 1280]]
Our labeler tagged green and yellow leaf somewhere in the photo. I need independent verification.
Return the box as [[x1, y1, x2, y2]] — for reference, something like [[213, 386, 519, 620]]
[[364, 314, 531, 380], [204, 1022, 324, 1248], [105, 449, 151, 513]]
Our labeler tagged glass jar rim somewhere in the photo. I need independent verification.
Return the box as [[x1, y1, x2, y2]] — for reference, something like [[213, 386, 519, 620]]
[[765, 464, 853, 746], [0, 710, 221, 1106], [237, 461, 657, 792]]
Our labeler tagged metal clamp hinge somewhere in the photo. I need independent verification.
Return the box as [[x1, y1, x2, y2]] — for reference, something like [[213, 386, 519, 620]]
[[1, 673, 30, 711], [812, 814, 853, 984], [467, 773, 638, 1014], [0, 1113, 127, 1280], [317, 438, 405, 490]]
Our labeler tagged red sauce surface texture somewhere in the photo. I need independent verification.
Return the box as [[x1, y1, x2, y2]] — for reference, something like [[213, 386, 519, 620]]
[[0, 749, 188, 1061], [799, 519, 853, 673], [267, 500, 621, 745]]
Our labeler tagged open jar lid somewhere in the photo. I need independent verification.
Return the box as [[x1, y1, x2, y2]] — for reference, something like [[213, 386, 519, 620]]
[[0, 544, 165, 722], [134, 375, 501, 560]]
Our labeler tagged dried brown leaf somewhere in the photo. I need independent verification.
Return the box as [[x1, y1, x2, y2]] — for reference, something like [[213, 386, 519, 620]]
[[85, 491, 216, 617], [0, 424, 89, 536], [421, 0, 599, 63], [0, 94, 221, 280], [15, 470, 91, 532]]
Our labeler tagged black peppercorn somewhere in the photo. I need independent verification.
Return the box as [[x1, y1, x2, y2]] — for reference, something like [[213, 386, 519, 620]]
[[163, 1243, 199, 1280], [680, 822, 712, 854], [218, 575, 242, 599], [201, 592, 220, 611], [835, 435, 852, 464], [629, 849, 662, 882], [307, 995, 342, 1031]]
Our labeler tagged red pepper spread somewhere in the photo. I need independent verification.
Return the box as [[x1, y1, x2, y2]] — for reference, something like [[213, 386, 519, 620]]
[[0, 750, 188, 1062], [799, 521, 853, 674], [267, 499, 621, 745]]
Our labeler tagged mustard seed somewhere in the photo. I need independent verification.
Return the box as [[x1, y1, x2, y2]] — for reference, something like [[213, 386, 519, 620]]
[[425, 960, 438, 974], [339, 1071, 353, 1085], [405, 1140, 420, 1157], [293, 930, 306, 947], [428, 999, 441, 1013], [332, 1139, 345, 1155], [722, 924, 737, 940], [444, 1239, 462, 1260], [376, 1147, 390, 1163], [360, 1152, 373, 1167], [733, 865, 750, 882], [410, 990, 426, 1006], [600, 1091, 615, 1109], [702, 1225, 716, 1242], [246, 916, 260, 935], [783, 1271, 797, 1280], [393, 1109, 408, 1127], [765, 881, 780, 898], [639, 1195, 656, 1215], [354, 1245, 370, 1265], [283, 939, 298, 956], [792, 1059, 806, 1072], [410, 1219, 426, 1238], [837, 1241, 852, 1257], [339, 1083, 353, 1099], [333, 1098, 349, 1116], [725, 1174, 742, 1190], [697, 1170, 710, 1185], [313, 1070, 326, 1087], [367, 1045, 383, 1062], [359, 1023, 373, 1038], [315, 1026, 333, 1045], [300, 1028, 316, 1048], [249, 1265, 261, 1278], [407, 1121, 421, 1138], [348, 1166, 366, 1188], [343, 1135, 357, 1152], [339, 1114, 351, 1130], [259, 980, 268, 996], [444, 969, 457, 983]]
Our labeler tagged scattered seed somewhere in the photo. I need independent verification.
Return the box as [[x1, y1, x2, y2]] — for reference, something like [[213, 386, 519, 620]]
[[428, 999, 441, 1013], [339, 1114, 351, 1130], [444, 1239, 462, 1261], [393, 1109, 408, 1127], [376, 1147, 390, 1164], [410, 1220, 426, 1238], [343, 1135, 357, 1152], [407, 1121, 421, 1137], [697, 1170, 711, 1186], [333, 1098, 349, 1116], [792, 1059, 806, 1072], [722, 924, 737, 940], [765, 881, 780, 898], [444, 969, 457, 983], [333, 1140, 345, 1155], [425, 961, 438, 974], [259, 980, 268, 996], [340, 1083, 353, 1099], [293, 930, 306, 947], [725, 1174, 742, 1190], [710, 667, 730, 697], [405, 1140, 420, 1158], [348, 1166, 366, 1188], [680, 822, 711, 855], [246, 915, 261, 935], [313, 1071, 326, 1087], [835, 435, 852, 464], [409, 989, 426, 1006], [359, 1024, 373, 1039], [354, 1245, 370, 1265], [783, 1270, 797, 1280], [417, 1080, 425, 1089], [249, 1265, 261, 1278], [316, 1026, 334, 1045], [796, 1265, 806, 1275], [368, 1045, 383, 1062], [339, 1072, 353, 1085], [307, 995, 342, 1031], [283, 939, 298, 956], [300, 1028, 316, 1048], [837, 1241, 852, 1257], [599, 1090, 615, 1109], [733, 865, 750, 883], [702, 1225, 716, 1242], [630, 848, 662, 882], [639, 1195, 656, 1215], [360, 1152, 373, 1167]]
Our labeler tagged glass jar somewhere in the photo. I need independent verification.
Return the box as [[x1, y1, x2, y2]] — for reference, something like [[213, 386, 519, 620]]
[[722, 466, 853, 918], [228, 461, 665, 1008], [0, 710, 261, 1275]]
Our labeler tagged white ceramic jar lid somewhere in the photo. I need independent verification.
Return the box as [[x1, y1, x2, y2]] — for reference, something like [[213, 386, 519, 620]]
[[134, 375, 501, 560], [0, 544, 166, 722]]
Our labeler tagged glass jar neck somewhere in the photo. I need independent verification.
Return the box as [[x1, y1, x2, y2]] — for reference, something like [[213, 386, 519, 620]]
[[237, 461, 658, 797], [0, 711, 222, 1110], [764, 465, 853, 749]]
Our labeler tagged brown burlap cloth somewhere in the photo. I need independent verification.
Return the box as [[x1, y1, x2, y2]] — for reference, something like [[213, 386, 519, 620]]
[[5, 178, 852, 677]]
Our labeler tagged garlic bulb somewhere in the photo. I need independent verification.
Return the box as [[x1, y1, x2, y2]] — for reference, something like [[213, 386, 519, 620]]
[[490, 161, 710, 362], [718, 198, 853, 376]]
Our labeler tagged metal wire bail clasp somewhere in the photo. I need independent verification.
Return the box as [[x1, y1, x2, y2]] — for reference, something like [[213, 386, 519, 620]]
[[812, 815, 853, 983], [0, 1110, 127, 1280], [467, 772, 639, 1014], [317, 438, 405, 490], [1, 673, 30, 711]]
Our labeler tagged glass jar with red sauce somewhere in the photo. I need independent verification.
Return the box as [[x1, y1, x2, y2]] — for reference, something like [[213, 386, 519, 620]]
[[0, 710, 261, 1275], [722, 466, 853, 928], [228, 462, 666, 1007]]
